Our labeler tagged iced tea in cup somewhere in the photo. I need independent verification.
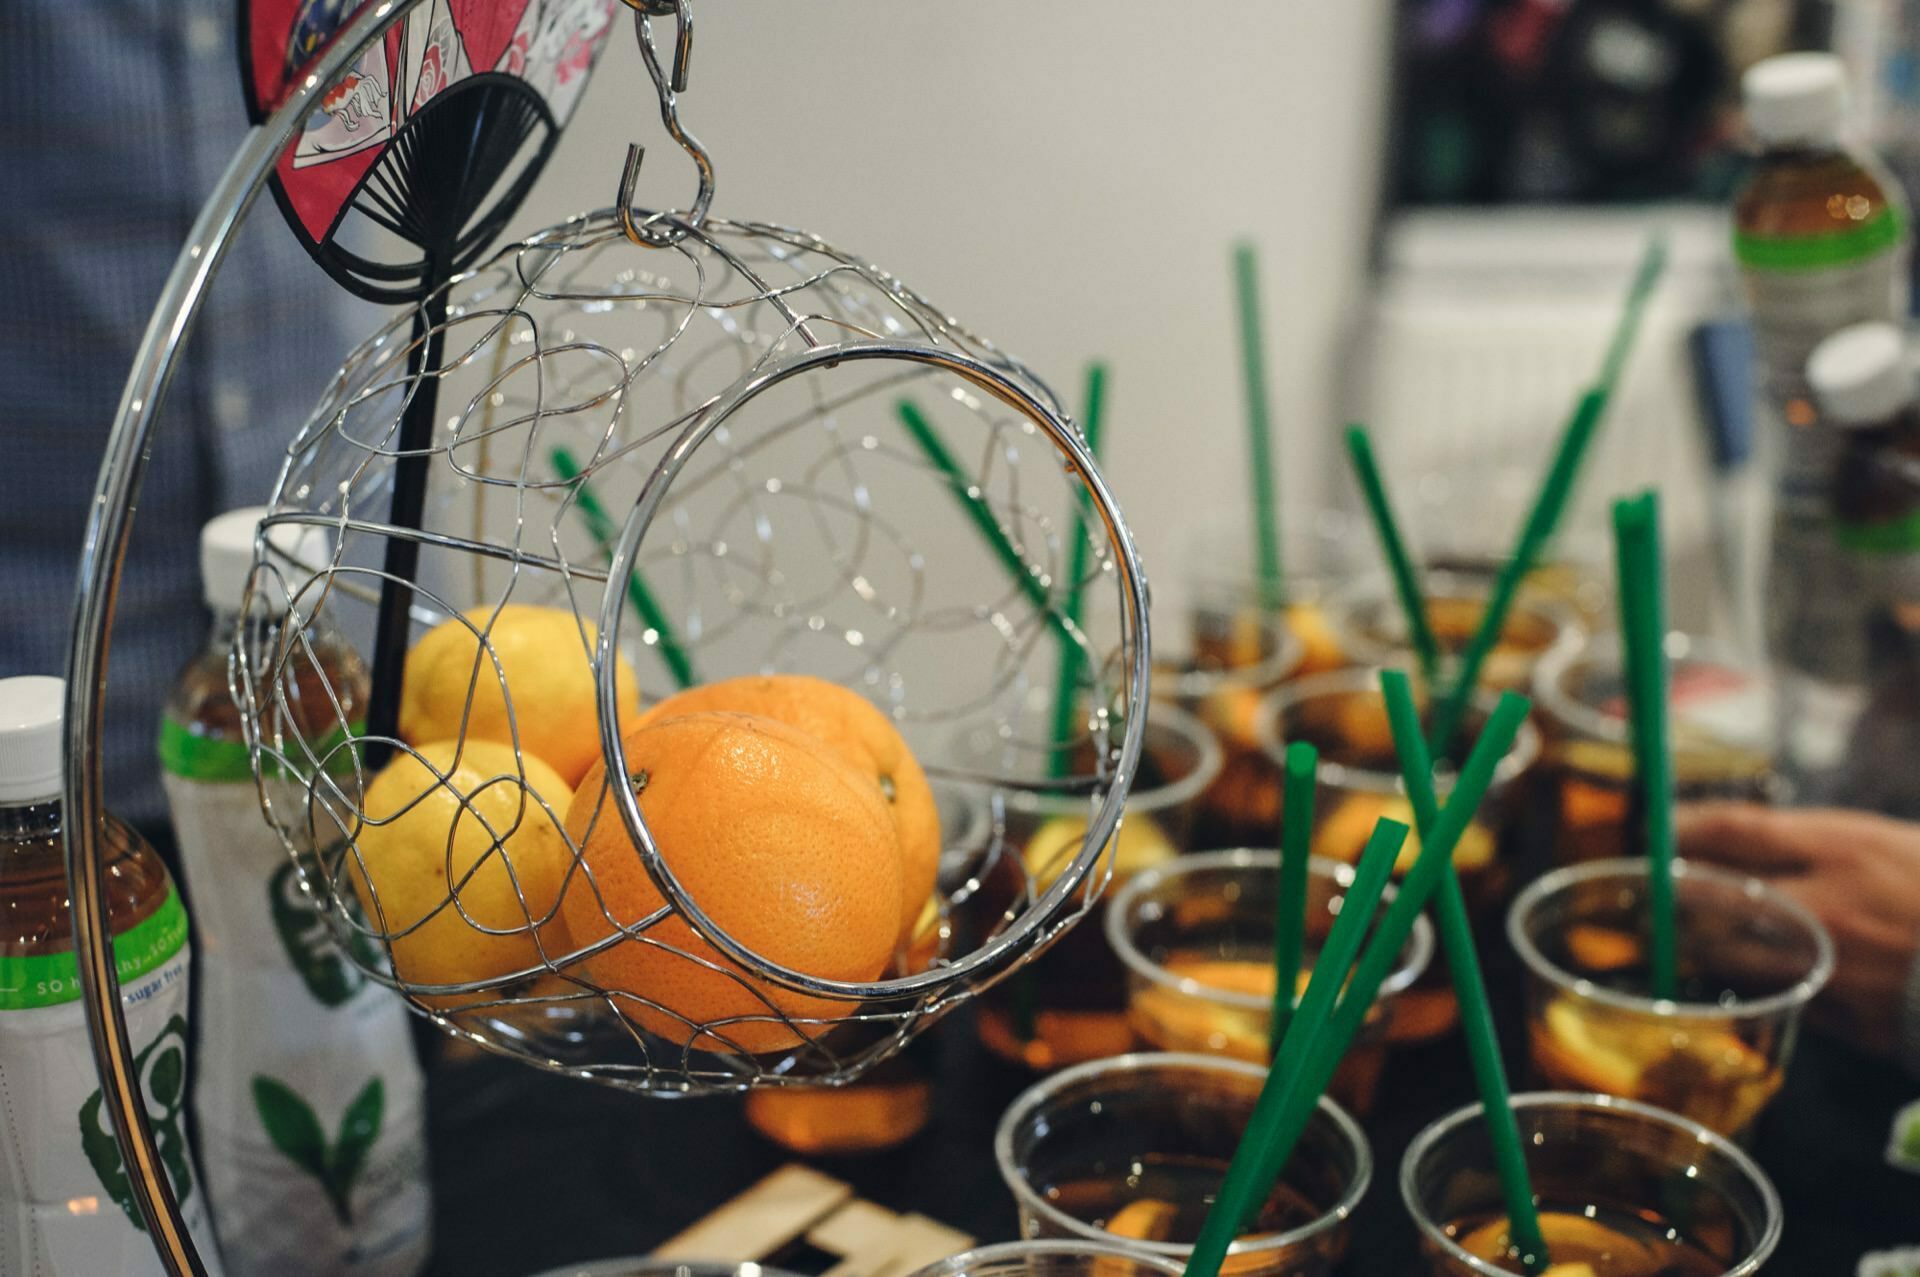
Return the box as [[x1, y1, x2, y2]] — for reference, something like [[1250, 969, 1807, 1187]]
[[1508, 859, 1833, 1138], [906, 1241, 1182, 1277], [1402, 1092, 1782, 1275], [529, 1264, 806, 1277], [1180, 510, 1366, 682], [1105, 850, 1434, 1114], [1395, 468, 1614, 632], [1259, 668, 1541, 1042], [1534, 635, 1780, 867], [995, 1053, 1369, 1277], [963, 698, 1224, 1071], [1332, 569, 1585, 696], [1153, 618, 1304, 851]]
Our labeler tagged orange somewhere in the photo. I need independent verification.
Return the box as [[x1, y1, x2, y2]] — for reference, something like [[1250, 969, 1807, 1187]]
[[400, 603, 642, 786], [559, 711, 902, 1054], [633, 674, 937, 947]]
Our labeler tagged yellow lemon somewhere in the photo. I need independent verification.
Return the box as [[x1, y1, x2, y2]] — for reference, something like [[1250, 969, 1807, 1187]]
[[351, 738, 575, 1002], [1312, 793, 1494, 876], [399, 603, 642, 785], [1022, 811, 1176, 893]]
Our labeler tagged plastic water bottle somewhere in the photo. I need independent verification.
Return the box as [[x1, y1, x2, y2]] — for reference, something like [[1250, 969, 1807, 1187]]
[[160, 509, 431, 1276], [0, 675, 224, 1275], [1807, 324, 1920, 816], [1735, 53, 1912, 800]]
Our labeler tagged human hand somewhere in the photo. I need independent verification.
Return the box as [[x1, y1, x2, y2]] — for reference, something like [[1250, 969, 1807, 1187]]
[[1674, 802, 1920, 1058]]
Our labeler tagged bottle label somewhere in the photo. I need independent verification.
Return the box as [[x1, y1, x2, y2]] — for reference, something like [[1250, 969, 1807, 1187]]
[[158, 719, 359, 783], [0, 889, 188, 1011], [1837, 510, 1920, 555], [1733, 206, 1906, 271], [1737, 218, 1910, 410], [0, 930, 223, 1275], [159, 770, 432, 1277]]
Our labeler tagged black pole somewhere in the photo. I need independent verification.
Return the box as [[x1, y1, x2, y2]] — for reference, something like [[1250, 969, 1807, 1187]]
[[362, 253, 450, 770]]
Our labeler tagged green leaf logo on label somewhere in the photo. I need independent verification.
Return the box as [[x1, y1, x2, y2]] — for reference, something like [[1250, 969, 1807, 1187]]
[[252, 1074, 385, 1224], [270, 858, 379, 1007], [78, 1014, 195, 1230]]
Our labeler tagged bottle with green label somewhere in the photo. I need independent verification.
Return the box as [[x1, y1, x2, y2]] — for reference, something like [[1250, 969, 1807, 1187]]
[[1810, 324, 1920, 588], [1807, 324, 1920, 817], [0, 675, 223, 1275], [1735, 53, 1913, 803], [160, 508, 430, 1277]]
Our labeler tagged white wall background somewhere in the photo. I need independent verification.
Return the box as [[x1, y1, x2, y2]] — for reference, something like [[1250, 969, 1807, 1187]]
[[500, 2, 1396, 624]]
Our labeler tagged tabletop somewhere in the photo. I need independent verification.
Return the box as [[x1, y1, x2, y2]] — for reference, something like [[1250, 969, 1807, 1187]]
[[418, 929, 1920, 1276]]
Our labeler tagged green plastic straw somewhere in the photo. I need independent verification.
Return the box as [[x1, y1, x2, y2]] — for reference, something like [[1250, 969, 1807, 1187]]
[[1181, 692, 1533, 1277], [1426, 386, 1605, 757], [1426, 235, 1666, 758], [550, 447, 697, 690], [1047, 363, 1109, 778], [1613, 492, 1679, 999], [897, 399, 1076, 651], [1233, 243, 1284, 610], [1182, 816, 1408, 1277], [1271, 741, 1318, 1049], [1382, 670, 1550, 1273], [1344, 424, 1441, 689], [1598, 235, 1670, 396]]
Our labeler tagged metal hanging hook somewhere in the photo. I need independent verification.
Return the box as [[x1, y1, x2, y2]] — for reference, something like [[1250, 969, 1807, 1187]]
[[617, 0, 714, 248]]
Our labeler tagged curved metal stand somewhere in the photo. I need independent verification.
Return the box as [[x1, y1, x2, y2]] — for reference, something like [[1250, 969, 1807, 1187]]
[[62, 2, 434, 1270]]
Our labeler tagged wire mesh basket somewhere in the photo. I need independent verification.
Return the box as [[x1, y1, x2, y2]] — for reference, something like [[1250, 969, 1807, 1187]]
[[231, 209, 1150, 1094], [65, 3, 1148, 1265]]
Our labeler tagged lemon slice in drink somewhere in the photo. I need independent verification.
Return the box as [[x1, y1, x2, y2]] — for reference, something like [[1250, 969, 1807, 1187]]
[[1313, 793, 1495, 875], [1022, 812, 1176, 894]]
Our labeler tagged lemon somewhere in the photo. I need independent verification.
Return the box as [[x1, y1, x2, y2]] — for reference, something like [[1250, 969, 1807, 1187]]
[[1459, 1212, 1645, 1273], [1312, 793, 1495, 875], [1022, 811, 1176, 893], [350, 738, 576, 1002], [1285, 602, 1346, 675], [399, 603, 642, 785], [1538, 997, 1644, 1096], [1103, 1198, 1178, 1242]]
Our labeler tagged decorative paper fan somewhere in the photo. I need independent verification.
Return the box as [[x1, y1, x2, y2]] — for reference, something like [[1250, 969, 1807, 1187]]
[[240, 0, 619, 301]]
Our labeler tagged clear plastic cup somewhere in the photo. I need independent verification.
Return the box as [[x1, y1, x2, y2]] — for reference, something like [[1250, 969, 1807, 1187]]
[[1533, 633, 1782, 866], [1152, 612, 1304, 852], [1383, 467, 1614, 633], [1259, 668, 1541, 1043], [994, 1052, 1369, 1276], [955, 698, 1224, 1071], [1508, 858, 1834, 1138], [1330, 568, 1585, 696], [1105, 849, 1434, 1114], [1177, 508, 1368, 682], [1401, 1092, 1783, 1275], [906, 1241, 1183, 1277], [531, 1264, 806, 1277]]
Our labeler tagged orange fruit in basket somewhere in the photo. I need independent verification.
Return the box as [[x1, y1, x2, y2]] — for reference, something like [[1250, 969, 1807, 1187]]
[[559, 711, 903, 1053], [351, 739, 576, 1005], [400, 603, 642, 785], [634, 674, 938, 947]]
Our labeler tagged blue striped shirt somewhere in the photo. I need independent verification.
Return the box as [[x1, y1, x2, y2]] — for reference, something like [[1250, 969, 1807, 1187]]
[[2, 0, 356, 826]]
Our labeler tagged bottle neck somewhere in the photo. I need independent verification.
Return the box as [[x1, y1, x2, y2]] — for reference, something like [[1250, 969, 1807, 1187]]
[[208, 606, 278, 643], [0, 796, 62, 846], [208, 605, 335, 652]]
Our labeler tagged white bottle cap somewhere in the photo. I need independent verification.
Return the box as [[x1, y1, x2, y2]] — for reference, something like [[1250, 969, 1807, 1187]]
[[1743, 52, 1848, 147], [1808, 322, 1914, 427], [200, 507, 330, 616], [0, 676, 65, 804]]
